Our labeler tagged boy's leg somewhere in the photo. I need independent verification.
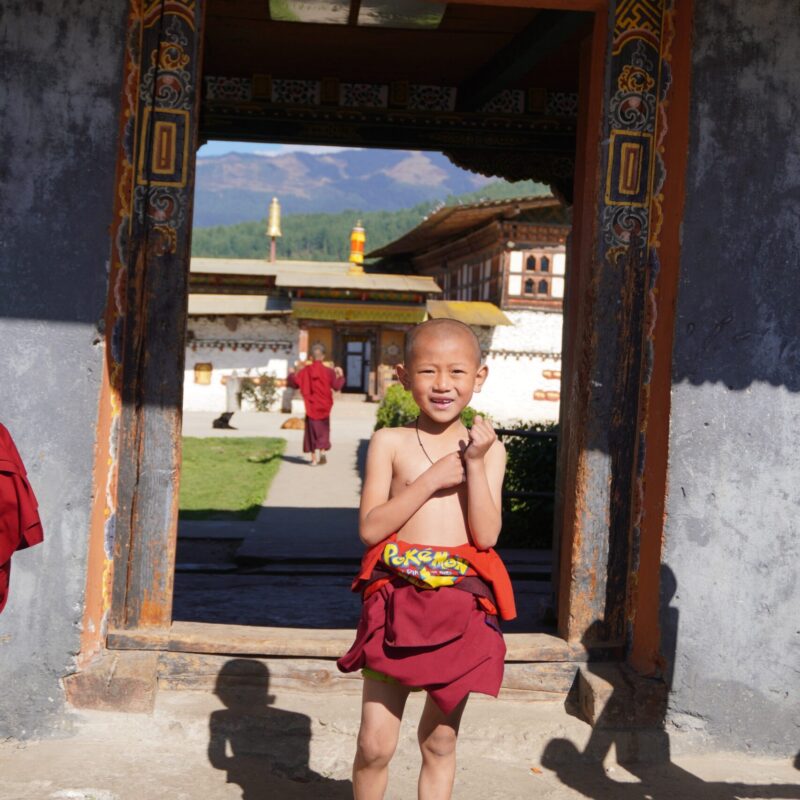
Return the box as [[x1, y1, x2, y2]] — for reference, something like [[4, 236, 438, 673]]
[[417, 694, 468, 800], [353, 677, 411, 800]]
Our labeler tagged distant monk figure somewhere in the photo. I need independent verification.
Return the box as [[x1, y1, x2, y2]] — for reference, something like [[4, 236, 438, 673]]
[[287, 344, 345, 465]]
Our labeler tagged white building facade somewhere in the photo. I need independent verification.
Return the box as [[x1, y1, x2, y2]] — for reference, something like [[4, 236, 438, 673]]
[[370, 196, 570, 426]]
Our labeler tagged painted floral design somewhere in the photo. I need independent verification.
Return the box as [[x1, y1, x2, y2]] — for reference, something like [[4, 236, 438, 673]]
[[340, 83, 389, 108], [408, 85, 456, 111], [205, 76, 252, 102]]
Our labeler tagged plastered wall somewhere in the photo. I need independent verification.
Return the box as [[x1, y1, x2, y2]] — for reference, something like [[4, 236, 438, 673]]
[[0, 0, 128, 736], [663, 0, 800, 755]]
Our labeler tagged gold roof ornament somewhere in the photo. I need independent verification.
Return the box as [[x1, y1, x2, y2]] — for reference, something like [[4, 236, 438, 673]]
[[267, 197, 282, 238], [348, 219, 366, 275]]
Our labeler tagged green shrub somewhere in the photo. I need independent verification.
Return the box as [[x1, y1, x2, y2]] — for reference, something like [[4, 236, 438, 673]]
[[239, 372, 279, 412], [499, 421, 559, 549], [374, 385, 489, 431]]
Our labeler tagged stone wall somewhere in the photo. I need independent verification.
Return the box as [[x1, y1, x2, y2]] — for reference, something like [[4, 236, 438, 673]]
[[0, 0, 128, 736], [663, 0, 800, 755], [184, 317, 299, 412], [475, 310, 563, 424]]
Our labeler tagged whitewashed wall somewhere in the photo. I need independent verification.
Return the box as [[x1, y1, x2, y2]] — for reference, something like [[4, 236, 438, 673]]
[[183, 316, 299, 412], [471, 308, 563, 425]]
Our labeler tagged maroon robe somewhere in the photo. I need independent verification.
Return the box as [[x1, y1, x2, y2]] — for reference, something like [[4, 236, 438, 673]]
[[287, 362, 345, 453], [0, 424, 44, 614]]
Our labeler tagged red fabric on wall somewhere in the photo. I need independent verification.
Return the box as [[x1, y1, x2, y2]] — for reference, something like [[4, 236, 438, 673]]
[[287, 361, 345, 420], [0, 424, 44, 614]]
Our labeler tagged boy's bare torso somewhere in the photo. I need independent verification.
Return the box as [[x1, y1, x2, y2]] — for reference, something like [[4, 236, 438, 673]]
[[387, 424, 473, 548]]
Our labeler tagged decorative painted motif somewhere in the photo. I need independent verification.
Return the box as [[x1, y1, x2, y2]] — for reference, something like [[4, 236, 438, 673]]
[[480, 89, 525, 115], [203, 77, 570, 119], [190, 339, 294, 353], [340, 82, 389, 108], [272, 79, 321, 106], [205, 76, 252, 101], [601, 0, 669, 261], [292, 300, 426, 324], [407, 84, 456, 112], [545, 92, 580, 118]]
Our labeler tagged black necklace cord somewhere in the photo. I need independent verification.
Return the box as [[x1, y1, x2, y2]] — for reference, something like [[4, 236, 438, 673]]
[[415, 415, 470, 465], [415, 416, 436, 465]]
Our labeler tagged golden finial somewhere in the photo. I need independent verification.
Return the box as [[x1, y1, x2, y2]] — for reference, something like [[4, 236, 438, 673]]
[[267, 197, 282, 262], [267, 197, 282, 238], [348, 220, 365, 275]]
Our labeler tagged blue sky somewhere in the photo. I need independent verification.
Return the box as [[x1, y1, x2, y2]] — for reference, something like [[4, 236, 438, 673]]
[[197, 141, 362, 158]]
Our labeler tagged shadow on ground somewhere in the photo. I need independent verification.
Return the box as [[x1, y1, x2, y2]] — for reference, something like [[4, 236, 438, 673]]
[[541, 741, 800, 799], [208, 659, 351, 799], [541, 569, 800, 799]]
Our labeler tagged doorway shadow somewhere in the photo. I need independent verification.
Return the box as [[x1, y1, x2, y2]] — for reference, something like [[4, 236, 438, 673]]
[[541, 566, 800, 799], [208, 659, 351, 798]]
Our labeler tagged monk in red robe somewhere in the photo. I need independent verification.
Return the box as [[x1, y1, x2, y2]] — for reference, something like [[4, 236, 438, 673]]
[[0, 423, 44, 614], [287, 344, 345, 465]]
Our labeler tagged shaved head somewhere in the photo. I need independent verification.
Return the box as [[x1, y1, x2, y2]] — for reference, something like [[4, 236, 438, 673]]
[[403, 318, 482, 366]]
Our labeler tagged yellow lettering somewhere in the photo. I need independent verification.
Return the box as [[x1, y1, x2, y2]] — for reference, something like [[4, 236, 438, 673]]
[[403, 548, 421, 567], [432, 551, 449, 567], [417, 549, 433, 564], [384, 543, 403, 567]]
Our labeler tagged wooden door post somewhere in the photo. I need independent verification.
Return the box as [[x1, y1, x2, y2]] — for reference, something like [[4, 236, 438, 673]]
[[111, 0, 206, 629]]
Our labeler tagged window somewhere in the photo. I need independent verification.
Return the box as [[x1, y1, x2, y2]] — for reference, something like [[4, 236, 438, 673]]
[[526, 255, 536, 271], [525, 279, 534, 294], [540, 256, 550, 272], [538, 279, 549, 295]]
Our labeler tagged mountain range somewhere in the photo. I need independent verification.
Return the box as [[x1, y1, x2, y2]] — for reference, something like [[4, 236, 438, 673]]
[[193, 149, 492, 227]]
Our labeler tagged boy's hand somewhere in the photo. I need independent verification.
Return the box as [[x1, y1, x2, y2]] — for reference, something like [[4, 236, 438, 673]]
[[464, 415, 496, 461], [426, 451, 466, 491]]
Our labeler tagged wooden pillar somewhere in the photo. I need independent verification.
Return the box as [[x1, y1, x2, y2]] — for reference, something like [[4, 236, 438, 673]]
[[110, 0, 206, 629], [557, 0, 676, 646]]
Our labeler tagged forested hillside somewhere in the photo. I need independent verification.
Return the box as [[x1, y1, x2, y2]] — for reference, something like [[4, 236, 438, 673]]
[[192, 179, 548, 261]]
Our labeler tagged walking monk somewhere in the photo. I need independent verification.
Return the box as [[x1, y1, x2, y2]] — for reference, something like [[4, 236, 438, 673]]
[[337, 318, 515, 800], [287, 343, 346, 465]]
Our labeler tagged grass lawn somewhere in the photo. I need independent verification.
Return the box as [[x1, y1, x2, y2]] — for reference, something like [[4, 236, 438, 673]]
[[179, 437, 286, 521]]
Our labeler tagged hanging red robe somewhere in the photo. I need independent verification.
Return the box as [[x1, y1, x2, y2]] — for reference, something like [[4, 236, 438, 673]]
[[0, 424, 44, 614]]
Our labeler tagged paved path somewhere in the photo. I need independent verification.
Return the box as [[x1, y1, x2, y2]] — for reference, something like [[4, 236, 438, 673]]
[[182, 403, 373, 561]]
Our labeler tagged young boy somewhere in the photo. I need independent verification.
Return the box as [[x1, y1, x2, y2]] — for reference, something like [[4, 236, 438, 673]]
[[337, 318, 516, 800]]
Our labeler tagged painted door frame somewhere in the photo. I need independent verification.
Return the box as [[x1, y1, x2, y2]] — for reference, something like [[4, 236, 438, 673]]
[[84, 0, 686, 672]]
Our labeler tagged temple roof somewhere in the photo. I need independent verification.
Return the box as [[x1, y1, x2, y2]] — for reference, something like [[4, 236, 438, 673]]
[[190, 257, 441, 294], [366, 195, 568, 259]]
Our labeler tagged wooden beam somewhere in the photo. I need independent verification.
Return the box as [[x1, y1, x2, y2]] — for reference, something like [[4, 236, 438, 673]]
[[457, 10, 591, 112], [448, 0, 604, 10], [106, 621, 608, 662]]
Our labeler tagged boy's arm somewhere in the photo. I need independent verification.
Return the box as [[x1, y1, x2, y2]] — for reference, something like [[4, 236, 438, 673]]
[[359, 429, 465, 546], [464, 417, 506, 550]]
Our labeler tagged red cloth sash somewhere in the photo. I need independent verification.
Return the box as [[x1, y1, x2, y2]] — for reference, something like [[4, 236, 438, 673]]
[[0, 424, 44, 613], [353, 534, 516, 621]]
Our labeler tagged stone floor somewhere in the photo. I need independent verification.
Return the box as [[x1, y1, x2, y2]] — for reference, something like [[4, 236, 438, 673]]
[[1, 686, 798, 800]]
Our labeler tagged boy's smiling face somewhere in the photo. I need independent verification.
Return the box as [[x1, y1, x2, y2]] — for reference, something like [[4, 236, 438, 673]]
[[397, 322, 487, 424]]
